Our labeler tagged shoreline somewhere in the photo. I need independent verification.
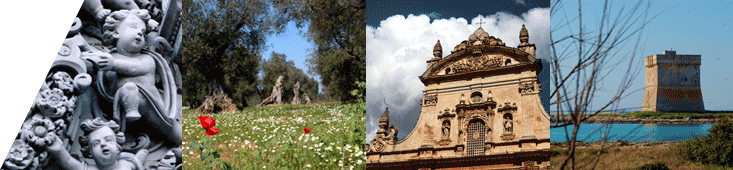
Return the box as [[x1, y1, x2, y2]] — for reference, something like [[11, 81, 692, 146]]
[[551, 140, 680, 149], [550, 115, 723, 124]]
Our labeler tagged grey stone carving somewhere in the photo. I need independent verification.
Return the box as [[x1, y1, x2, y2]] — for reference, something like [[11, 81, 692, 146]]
[[3, 1, 183, 169], [46, 118, 149, 170], [291, 82, 301, 105], [259, 76, 284, 106]]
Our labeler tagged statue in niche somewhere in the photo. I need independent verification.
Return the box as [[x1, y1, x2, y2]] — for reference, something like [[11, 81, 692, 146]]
[[442, 121, 450, 138], [45, 118, 148, 170], [504, 114, 513, 133]]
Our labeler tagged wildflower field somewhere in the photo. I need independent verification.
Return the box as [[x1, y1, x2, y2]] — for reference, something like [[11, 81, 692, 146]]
[[183, 103, 366, 169]]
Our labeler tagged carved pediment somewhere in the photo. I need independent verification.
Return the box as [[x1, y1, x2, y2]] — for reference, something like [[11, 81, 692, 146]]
[[420, 45, 535, 83], [448, 54, 503, 74]]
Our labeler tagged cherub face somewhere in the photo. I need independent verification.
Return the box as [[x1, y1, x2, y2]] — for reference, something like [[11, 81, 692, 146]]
[[89, 126, 120, 167], [115, 15, 147, 54]]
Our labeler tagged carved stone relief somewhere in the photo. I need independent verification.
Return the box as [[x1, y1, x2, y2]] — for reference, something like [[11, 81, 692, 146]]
[[503, 113, 514, 133], [448, 54, 502, 74], [385, 125, 399, 144], [369, 108, 398, 153], [470, 92, 483, 104], [423, 95, 437, 106], [498, 101, 518, 141], [519, 83, 535, 94], [4, 1, 184, 169]]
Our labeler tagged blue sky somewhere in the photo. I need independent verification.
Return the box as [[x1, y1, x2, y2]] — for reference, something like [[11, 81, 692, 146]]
[[262, 22, 320, 89], [551, 0, 733, 112], [366, 0, 550, 142]]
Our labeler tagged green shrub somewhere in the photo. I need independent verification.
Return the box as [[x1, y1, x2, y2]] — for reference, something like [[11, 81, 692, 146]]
[[634, 162, 670, 170], [550, 148, 567, 157], [675, 118, 733, 167]]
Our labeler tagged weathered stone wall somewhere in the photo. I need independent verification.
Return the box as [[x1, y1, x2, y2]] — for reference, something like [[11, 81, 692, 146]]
[[643, 51, 704, 112]]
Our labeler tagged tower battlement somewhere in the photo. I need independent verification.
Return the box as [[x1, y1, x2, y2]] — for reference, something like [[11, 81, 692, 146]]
[[642, 51, 704, 112]]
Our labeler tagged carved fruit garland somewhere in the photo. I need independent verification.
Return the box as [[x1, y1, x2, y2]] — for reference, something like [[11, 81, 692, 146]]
[[4, 140, 36, 170]]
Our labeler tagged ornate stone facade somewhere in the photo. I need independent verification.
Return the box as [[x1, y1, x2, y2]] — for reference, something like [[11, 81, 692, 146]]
[[2, 1, 183, 169], [642, 50, 705, 112], [367, 25, 550, 169]]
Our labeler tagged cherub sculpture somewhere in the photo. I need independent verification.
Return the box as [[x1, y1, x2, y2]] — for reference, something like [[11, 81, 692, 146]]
[[82, 9, 181, 144], [82, 0, 141, 23], [46, 118, 148, 170]]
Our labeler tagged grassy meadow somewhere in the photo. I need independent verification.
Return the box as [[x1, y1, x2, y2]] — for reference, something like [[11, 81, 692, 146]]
[[182, 103, 366, 170]]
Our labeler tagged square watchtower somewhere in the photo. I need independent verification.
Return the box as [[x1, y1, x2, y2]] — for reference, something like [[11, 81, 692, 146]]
[[642, 50, 704, 112]]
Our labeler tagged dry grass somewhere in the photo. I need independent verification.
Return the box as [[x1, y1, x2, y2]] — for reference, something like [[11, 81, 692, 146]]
[[550, 143, 726, 170]]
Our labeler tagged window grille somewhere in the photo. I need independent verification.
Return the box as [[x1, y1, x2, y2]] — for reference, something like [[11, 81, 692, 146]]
[[467, 120, 485, 156]]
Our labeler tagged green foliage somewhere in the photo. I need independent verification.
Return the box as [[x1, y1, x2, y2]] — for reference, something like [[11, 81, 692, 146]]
[[675, 118, 733, 167], [272, 0, 366, 102], [182, 0, 285, 107], [260, 52, 320, 103], [183, 103, 366, 169], [634, 162, 670, 170], [349, 81, 365, 102]]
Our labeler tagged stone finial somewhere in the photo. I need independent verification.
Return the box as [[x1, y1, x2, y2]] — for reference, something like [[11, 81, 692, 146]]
[[433, 40, 442, 59], [379, 107, 390, 129], [520, 24, 529, 44]]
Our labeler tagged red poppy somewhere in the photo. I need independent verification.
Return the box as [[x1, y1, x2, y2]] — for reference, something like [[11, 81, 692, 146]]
[[304, 128, 311, 133], [198, 116, 219, 136]]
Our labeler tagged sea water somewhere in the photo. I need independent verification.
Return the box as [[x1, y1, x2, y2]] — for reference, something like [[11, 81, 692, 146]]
[[550, 123, 713, 142]]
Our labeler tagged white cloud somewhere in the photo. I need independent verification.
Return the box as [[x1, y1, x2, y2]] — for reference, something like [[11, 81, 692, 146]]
[[366, 8, 550, 143]]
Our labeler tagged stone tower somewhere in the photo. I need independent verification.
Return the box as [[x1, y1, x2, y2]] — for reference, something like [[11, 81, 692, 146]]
[[642, 50, 704, 112]]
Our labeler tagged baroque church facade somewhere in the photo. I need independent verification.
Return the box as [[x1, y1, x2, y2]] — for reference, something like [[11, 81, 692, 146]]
[[367, 25, 550, 169]]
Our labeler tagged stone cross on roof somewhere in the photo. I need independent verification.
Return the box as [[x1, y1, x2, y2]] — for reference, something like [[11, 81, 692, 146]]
[[476, 18, 486, 28]]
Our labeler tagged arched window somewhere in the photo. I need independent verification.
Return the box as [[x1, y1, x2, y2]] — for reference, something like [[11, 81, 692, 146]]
[[445, 68, 451, 74], [467, 120, 486, 156], [505, 59, 512, 66]]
